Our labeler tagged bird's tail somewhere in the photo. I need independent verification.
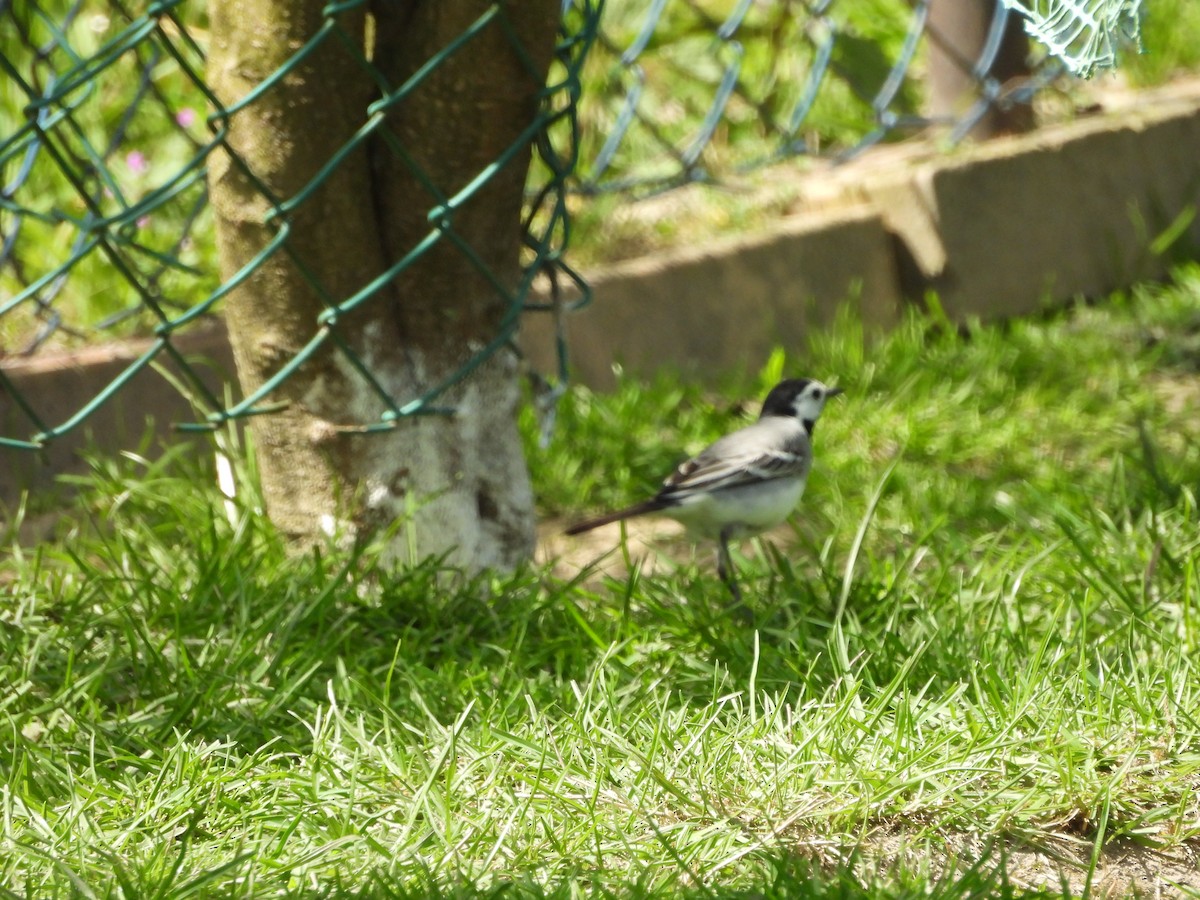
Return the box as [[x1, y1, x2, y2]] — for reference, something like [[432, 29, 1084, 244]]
[[563, 500, 667, 536]]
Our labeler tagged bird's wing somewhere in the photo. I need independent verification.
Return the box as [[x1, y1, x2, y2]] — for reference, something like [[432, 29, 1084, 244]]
[[659, 422, 810, 499]]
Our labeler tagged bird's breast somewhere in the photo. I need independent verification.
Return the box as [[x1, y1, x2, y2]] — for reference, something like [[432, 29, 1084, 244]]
[[666, 476, 807, 539]]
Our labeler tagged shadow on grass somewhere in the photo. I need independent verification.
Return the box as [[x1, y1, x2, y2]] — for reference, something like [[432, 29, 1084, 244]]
[[147, 840, 1069, 899]]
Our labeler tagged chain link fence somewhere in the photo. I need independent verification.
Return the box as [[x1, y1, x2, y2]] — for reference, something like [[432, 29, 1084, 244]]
[[0, 0, 1141, 452]]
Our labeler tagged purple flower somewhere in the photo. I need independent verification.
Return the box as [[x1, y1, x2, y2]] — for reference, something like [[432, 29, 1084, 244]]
[[175, 108, 197, 128], [137, 215, 150, 229], [125, 150, 148, 174]]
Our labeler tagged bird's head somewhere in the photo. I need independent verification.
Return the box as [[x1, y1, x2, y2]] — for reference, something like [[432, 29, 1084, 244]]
[[759, 378, 843, 431]]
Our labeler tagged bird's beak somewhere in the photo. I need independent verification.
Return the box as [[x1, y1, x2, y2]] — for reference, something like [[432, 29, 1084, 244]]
[[827, 386, 845, 398]]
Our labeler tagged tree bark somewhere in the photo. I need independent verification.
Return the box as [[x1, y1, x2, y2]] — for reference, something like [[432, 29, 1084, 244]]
[[207, 0, 556, 569], [927, 0, 1034, 139]]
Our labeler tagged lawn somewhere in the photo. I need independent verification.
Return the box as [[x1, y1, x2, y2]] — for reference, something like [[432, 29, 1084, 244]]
[[4, 265, 1200, 896]]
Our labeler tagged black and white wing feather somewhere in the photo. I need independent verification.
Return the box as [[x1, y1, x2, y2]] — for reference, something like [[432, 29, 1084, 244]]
[[656, 420, 811, 503]]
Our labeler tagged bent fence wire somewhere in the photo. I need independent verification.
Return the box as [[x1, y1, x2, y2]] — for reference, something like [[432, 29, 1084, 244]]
[[0, 0, 1137, 452]]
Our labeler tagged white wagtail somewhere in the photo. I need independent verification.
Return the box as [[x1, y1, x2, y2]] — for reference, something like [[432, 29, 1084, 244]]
[[565, 378, 842, 600]]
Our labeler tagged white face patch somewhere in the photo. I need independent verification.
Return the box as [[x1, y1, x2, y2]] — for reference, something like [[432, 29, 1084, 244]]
[[791, 383, 828, 420]]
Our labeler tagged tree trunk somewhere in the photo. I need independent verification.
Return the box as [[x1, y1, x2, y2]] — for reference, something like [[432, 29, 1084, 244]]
[[927, 0, 1034, 139], [207, 0, 556, 569]]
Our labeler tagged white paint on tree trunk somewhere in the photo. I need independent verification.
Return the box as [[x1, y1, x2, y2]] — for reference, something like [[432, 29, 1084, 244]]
[[299, 335, 534, 571]]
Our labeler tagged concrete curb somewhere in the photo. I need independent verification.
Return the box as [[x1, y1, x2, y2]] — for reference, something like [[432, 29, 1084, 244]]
[[520, 77, 1200, 383], [1, 323, 235, 502], [526, 203, 902, 389]]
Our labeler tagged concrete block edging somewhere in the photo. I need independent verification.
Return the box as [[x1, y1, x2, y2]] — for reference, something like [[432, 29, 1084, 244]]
[[524, 77, 1200, 386]]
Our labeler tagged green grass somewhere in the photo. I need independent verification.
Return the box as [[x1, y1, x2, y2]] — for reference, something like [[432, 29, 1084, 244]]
[[4, 266, 1200, 896], [1125, 0, 1200, 85], [0, 1, 215, 350]]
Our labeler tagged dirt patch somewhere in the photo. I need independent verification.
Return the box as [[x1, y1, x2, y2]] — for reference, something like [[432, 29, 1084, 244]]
[[821, 831, 1200, 897], [537, 516, 803, 584], [536, 516, 689, 581], [1149, 372, 1200, 421]]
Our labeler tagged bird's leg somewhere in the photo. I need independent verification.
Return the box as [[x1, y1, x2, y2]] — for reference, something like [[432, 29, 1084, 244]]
[[716, 527, 742, 603]]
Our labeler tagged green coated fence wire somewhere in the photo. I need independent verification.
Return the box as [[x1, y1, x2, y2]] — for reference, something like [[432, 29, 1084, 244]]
[[0, 0, 1134, 452], [0, 0, 592, 450]]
